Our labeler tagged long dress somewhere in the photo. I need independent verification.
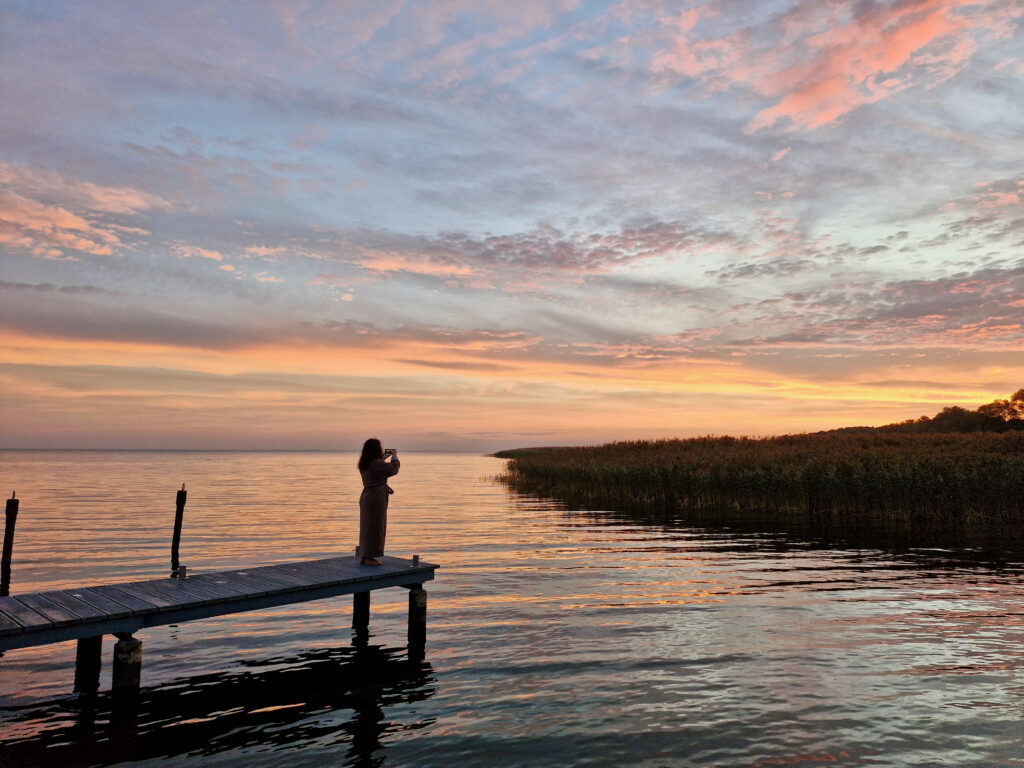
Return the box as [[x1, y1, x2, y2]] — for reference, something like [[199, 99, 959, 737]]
[[359, 455, 400, 559]]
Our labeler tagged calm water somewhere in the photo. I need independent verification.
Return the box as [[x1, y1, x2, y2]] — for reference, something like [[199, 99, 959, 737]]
[[1, 451, 1023, 767]]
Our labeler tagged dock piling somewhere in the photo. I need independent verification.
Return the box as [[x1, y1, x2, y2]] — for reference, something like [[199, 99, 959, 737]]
[[112, 633, 142, 692], [74, 635, 103, 693], [170, 484, 186, 578], [407, 585, 427, 658], [353, 591, 370, 629], [1, 492, 19, 597]]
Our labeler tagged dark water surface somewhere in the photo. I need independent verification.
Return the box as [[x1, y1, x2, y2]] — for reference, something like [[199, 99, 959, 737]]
[[1, 451, 1022, 767]]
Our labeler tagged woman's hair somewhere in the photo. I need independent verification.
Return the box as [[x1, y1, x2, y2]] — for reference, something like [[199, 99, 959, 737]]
[[358, 438, 383, 470]]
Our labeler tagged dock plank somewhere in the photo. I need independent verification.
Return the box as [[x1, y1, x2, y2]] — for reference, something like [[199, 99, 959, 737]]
[[220, 570, 296, 593], [249, 566, 319, 588], [110, 583, 180, 611], [37, 591, 109, 622], [0, 609, 24, 635], [125, 580, 209, 609], [179, 577, 246, 599], [89, 585, 161, 614], [141, 578, 225, 604], [68, 587, 137, 618], [272, 562, 344, 584], [0, 598, 49, 630], [12, 594, 80, 627], [282, 561, 366, 583], [190, 571, 282, 598]]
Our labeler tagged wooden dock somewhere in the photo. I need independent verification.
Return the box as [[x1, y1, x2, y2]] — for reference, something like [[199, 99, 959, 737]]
[[0, 554, 437, 692]]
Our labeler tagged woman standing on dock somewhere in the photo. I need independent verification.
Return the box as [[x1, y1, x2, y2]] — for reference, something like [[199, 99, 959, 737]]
[[357, 439, 400, 566]]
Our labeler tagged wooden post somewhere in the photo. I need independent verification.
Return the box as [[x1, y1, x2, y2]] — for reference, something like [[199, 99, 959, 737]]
[[1, 492, 19, 597], [353, 590, 370, 629], [74, 635, 103, 693], [171, 484, 186, 578], [408, 585, 427, 659], [112, 633, 142, 692]]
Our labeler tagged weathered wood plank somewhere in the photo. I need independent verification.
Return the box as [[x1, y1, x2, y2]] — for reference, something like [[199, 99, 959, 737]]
[[283, 561, 366, 583], [142, 577, 225, 604], [220, 570, 295, 593], [312, 555, 368, 572], [88, 585, 161, 614], [190, 571, 281, 598], [178, 577, 246, 599], [188, 572, 260, 596], [271, 562, 344, 585], [67, 587, 136, 618], [109, 583, 180, 611], [250, 565, 319, 587], [37, 591, 108, 622], [0, 608, 24, 634], [14, 594, 80, 627], [125, 580, 204, 609]]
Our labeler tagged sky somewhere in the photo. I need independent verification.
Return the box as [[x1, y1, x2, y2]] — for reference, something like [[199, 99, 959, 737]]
[[1, 0, 1023, 451]]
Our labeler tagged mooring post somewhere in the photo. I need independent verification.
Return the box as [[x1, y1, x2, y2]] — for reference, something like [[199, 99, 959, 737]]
[[1, 492, 19, 597], [74, 635, 103, 693], [407, 584, 427, 659], [353, 590, 370, 629], [112, 633, 142, 692], [171, 484, 186, 578]]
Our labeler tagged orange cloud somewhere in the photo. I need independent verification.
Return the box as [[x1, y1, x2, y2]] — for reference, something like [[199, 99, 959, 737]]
[[0, 163, 168, 258], [0, 190, 120, 258], [174, 244, 225, 261], [0, 162, 167, 215], [355, 249, 475, 277]]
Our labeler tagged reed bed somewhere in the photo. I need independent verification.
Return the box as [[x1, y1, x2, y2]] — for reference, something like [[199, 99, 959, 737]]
[[495, 433, 1024, 532]]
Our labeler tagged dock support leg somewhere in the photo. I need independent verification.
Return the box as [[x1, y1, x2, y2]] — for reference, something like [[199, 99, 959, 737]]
[[408, 585, 427, 659], [74, 635, 102, 693], [112, 633, 142, 692], [353, 590, 370, 630]]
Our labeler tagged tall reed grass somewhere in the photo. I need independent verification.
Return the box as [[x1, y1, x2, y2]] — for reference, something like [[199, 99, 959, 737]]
[[496, 433, 1024, 532]]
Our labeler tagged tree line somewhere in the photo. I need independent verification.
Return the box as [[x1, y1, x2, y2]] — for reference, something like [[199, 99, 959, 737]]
[[840, 388, 1024, 435]]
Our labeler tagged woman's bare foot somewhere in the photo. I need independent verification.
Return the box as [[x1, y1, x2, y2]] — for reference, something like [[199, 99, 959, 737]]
[[361, 558, 383, 566]]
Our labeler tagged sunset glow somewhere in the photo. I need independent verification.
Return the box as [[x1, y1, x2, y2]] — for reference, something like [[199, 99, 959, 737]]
[[2, 0, 1023, 450]]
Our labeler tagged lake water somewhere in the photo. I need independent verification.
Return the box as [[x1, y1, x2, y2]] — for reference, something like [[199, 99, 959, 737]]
[[1, 451, 1023, 767]]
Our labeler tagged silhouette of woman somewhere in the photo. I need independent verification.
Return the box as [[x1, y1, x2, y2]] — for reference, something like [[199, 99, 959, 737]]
[[357, 439, 400, 566]]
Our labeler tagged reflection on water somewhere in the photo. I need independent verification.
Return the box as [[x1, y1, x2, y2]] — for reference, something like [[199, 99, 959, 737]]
[[2, 451, 1024, 767], [3, 637, 434, 768]]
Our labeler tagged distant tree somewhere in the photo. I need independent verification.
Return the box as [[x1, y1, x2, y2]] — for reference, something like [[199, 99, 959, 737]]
[[838, 387, 1024, 435], [977, 388, 1024, 422], [927, 406, 995, 433]]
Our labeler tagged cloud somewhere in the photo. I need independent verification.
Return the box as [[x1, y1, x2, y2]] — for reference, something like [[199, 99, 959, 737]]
[[0, 162, 168, 215], [173, 244, 225, 261], [391, 358, 515, 372], [736, 262, 1024, 348], [652, 0, 1021, 131], [0, 163, 169, 259], [0, 190, 119, 258], [343, 220, 743, 286], [0, 280, 114, 296]]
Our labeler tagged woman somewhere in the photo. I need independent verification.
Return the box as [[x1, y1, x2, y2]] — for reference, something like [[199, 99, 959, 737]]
[[357, 438, 400, 566]]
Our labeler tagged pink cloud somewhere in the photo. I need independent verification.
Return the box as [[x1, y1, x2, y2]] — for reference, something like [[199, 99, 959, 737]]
[[173, 244, 225, 262], [653, 0, 1021, 131], [0, 190, 121, 258], [355, 249, 476, 277], [0, 162, 170, 259], [0, 162, 167, 214]]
